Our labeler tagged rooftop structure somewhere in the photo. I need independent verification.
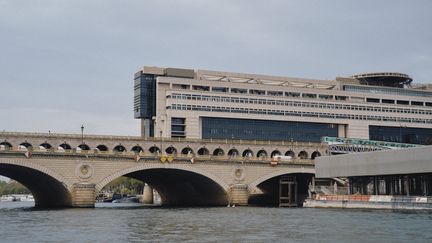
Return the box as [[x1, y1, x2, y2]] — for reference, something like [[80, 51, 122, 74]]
[[351, 72, 413, 88], [134, 66, 432, 144]]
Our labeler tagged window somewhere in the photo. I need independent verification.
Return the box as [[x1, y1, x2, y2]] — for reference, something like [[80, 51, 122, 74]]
[[382, 99, 395, 104], [249, 89, 266, 95], [193, 85, 210, 91], [335, 96, 348, 101], [397, 100, 409, 105], [303, 93, 317, 99], [366, 98, 380, 103], [173, 84, 190, 89], [231, 88, 248, 94], [212, 87, 228, 92], [285, 92, 300, 98], [171, 117, 186, 138], [318, 94, 333, 100], [268, 91, 283, 96], [411, 101, 424, 106]]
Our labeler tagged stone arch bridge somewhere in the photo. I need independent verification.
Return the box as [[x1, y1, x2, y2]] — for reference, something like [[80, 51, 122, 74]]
[[0, 132, 322, 208]]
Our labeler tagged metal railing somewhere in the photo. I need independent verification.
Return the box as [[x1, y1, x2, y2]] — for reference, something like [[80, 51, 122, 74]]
[[322, 136, 420, 149], [0, 131, 322, 147]]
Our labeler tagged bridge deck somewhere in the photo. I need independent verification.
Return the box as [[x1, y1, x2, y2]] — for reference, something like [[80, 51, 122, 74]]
[[0, 149, 315, 167]]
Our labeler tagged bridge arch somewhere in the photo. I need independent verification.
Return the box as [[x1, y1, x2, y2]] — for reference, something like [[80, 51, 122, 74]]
[[311, 151, 321, 159], [0, 160, 73, 208], [285, 150, 295, 158], [165, 146, 177, 155], [0, 141, 13, 149], [19, 142, 32, 149], [96, 145, 109, 151], [131, 145, 143, 153], [197, 147, 209, 156], [181, 147, 194, 156], [213, 148, 224, 156], [59, 143, 71, 150], [113, 144, 126, 153], [298, 150, 308, 159], [78, 144, 90, 151], [257, 149, 268, 158], [228, 148, 239, 157], [149, 145, 160, 154], [39, 142, 52, 149], [249, 168, 316, 191], [96, 164, 229, 206], [242, 149, 253, 158], [248, 168, 315, 206], [270, 150, 281, 158]]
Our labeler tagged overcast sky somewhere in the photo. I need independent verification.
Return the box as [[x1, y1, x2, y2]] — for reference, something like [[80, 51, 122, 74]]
[[1, 0, 431, 136]]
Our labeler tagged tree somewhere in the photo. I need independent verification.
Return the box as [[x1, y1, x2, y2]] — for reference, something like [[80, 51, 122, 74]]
[[0, 180, 30, 196]]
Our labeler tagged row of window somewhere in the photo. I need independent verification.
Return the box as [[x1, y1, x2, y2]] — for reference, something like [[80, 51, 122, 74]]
[[168, 93, 432, 115], [370, 126, 432, 145], [202, 117, 337, 142], [168, 104, 432, 124], [344, 85, 432, 98], [170, 83, 432, 107]]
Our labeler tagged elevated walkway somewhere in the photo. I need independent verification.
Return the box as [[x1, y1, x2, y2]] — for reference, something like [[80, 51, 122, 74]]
[[321, 136, 421, 154]]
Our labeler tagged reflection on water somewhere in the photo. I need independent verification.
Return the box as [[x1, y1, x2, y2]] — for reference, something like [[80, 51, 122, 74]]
[[1, 202, 432, 242]]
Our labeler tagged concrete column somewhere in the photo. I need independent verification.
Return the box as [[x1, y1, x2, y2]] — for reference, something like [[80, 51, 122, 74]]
[[373, 177, 378, 195], [142, 184, 154, 204], [405, 176, 410, 197], [338, 124, 346, 138], [229, 184, 249, 206], [141, 119, 152, 138], [390, 177, 395, 195], [71, 183, 96, 208], [311, 176, 316, 192]]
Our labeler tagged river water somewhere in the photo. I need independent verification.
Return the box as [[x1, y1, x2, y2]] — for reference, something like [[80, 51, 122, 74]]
[[0, 202, 431, 242]]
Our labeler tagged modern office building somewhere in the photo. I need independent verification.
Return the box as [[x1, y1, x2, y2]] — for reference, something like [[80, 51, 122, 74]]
[[134, 66, 432, 144]]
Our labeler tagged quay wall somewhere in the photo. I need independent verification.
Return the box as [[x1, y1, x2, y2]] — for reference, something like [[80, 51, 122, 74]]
[[304, 195, 432, 210]]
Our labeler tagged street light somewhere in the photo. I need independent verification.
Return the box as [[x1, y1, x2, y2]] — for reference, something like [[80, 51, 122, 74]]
[[159, 130, 163, 155], [81, 125, 84, 144]]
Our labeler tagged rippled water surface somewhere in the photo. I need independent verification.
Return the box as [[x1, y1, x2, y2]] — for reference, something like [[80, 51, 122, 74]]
[[1, 202, 432, 242]]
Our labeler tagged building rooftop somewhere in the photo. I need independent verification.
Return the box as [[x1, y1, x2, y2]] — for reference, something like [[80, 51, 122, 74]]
[[138, 66, 431, 91]]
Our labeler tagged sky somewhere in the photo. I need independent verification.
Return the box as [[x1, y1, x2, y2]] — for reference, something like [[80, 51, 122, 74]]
[[1, 0, 431, 136]]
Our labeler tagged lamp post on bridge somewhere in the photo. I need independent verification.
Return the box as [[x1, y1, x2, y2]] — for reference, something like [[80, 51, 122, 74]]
[[81, 125, 84, 145]]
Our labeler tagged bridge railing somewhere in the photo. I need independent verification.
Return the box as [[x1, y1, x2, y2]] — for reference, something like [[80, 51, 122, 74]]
[[0, 131, 322, 147], [0, 147, 315, 165]]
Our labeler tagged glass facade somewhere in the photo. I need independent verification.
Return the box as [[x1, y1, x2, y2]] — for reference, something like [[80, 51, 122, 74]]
[[202, 117, 338, 142], [369, 126, 432, 145], [134, 73, 157, 119]]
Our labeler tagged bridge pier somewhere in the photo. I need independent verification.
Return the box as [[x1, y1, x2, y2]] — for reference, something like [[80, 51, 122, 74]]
[[142, 183, 154, 204], [71, 183, 96, 208], [229, 184, 249, 206]]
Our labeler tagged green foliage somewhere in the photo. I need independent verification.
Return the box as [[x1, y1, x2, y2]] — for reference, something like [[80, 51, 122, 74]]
[[0, 180, 31, 196], [103, 177, 144, 196]]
